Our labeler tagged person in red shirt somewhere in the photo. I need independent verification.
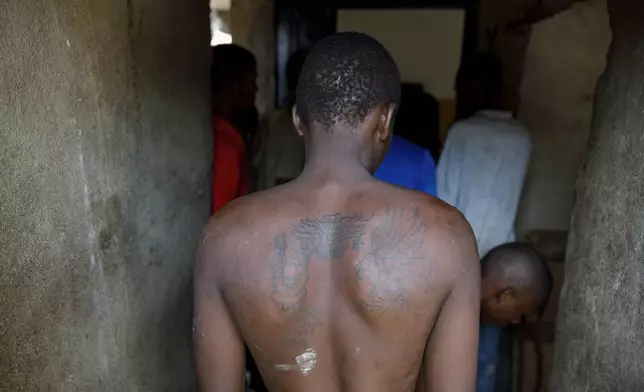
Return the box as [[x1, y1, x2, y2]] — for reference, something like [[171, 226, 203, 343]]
[[210, 44, 258, 213]]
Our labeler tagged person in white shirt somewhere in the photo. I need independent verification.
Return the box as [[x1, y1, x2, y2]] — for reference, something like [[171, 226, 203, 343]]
[[438, 110, 530, 257], [437, 53, 532, 392], [438, 53, 531, 258]]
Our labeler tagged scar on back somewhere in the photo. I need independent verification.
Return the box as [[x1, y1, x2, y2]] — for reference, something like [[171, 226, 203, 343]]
[[274, 348, 317, 376]]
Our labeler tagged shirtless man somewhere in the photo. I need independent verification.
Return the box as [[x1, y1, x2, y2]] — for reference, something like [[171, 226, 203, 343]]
[[194, 33, 480, 392]]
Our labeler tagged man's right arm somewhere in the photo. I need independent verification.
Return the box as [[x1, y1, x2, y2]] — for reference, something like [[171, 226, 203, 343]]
[[420, 215, 480, 392], [194, 225, 246, 392]]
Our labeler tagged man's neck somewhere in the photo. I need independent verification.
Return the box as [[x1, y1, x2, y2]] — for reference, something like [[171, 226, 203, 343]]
[[300, 156, 373, 185], [300, 137, 373, 185]]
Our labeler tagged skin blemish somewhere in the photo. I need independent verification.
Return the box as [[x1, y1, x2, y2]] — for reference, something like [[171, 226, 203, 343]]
[[355, 347, 360, 354], [274, 348, 317, 376]]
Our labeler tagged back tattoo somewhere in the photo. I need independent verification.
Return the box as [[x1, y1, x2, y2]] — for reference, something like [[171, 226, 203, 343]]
[[271, 207, 430, 315]]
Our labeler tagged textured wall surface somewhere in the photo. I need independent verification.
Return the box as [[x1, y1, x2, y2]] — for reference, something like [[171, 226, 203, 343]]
[[550, 0, 644, 390], [479, 0, 585, 113], [516, 0, 610, 231], [0, 0, 212, 390]]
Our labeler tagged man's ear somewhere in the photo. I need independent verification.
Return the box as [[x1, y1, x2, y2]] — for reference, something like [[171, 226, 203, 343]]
[[496, 287, 517, 304], [292, 105, 304, 137], [376, 103, 397, 142]]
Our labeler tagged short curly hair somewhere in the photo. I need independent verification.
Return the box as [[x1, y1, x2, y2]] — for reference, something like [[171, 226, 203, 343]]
[[296, 32, 401, 132]]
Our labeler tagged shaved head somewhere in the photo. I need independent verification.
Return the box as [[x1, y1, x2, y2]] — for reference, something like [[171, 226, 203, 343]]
[[482, 243, 552, 304], [481, 243, 553, 324], [296, 32, 401, 131]]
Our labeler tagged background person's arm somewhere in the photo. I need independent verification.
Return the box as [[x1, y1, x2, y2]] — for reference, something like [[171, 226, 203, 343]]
[[194, 240, 246, 392], [421, 219, 480, 392]]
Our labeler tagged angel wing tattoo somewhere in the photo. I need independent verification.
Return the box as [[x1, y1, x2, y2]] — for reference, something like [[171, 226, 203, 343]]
[[356, 207, 431, 311]]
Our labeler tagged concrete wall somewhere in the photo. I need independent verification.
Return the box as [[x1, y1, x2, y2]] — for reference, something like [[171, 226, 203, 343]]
[[0, 1, 212, 391], [516, 0, 611, 232], [551, 0, 644, 388]]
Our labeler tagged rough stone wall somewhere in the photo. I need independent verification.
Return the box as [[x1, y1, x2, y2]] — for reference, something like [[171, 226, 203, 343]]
[[0, 0, 212, 391], [550, 0, 644, 390]]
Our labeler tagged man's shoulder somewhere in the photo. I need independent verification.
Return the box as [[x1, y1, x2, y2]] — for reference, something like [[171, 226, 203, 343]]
[[207, 184, 304, 237], [379, 185, 471, 240], [408, 188, 477, 255], [206, 192, 263, 239], [207, 190, 277, 232], [419, 195, 474, 244], [367, 187, 479, 288], [416, 197, 479, 278]]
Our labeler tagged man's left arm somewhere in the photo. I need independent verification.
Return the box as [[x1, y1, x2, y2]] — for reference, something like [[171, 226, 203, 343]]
[[419, 213, 480, 392]]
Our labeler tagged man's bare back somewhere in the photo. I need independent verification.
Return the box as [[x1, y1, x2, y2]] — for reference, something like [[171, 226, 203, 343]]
[[195, 33, 480, 392], [195, 178, 479, 391]]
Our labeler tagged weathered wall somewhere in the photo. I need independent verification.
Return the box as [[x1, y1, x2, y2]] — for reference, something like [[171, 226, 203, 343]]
[[231, 0, 275, 115], [0, 1, 211, 391], [550, 0, 644, 390], [480, 0, 580, 41], [479, 0, 585, 112], [516, 0, 611, 232]]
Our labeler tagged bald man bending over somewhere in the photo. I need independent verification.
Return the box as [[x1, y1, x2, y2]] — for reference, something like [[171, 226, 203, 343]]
[[194, 33, 480, 392], [477, 243, 553, 392]]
